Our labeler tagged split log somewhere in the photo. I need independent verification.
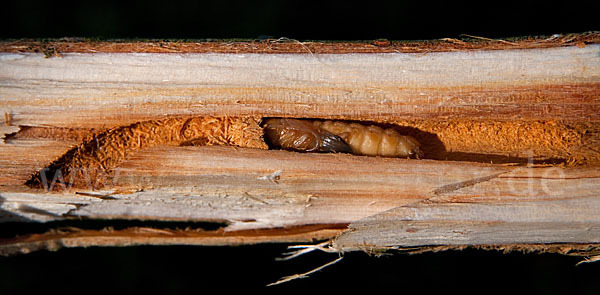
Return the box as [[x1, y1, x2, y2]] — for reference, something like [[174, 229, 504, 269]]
[[1, 35, 599, 257]]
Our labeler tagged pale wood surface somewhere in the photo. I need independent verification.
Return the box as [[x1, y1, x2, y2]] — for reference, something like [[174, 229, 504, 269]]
[[1, 45, 599, 132], [1, 145, 513, 227], [335, 197, 600, 250], [1, 145, 598, 249]]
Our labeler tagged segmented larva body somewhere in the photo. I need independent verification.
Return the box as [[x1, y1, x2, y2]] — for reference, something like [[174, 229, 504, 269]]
[[313, 120, 423, 158], [263, 118, 422, 158], [263, 118, 352, 153]]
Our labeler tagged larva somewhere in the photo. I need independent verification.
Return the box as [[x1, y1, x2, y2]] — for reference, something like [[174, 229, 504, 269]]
[[314, 120, 423, 158], [262, 118, 352, 153], [263, 118, 423, 158]]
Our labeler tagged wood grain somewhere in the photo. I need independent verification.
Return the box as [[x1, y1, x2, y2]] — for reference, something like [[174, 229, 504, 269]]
[[334, 197, 600, 250], [2, 145, 597, 233], [1, 45, 598, 131]]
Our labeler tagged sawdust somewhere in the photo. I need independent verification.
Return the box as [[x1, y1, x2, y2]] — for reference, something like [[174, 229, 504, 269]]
[[387, 119, 599, 165], [25, 116, 267, 190]]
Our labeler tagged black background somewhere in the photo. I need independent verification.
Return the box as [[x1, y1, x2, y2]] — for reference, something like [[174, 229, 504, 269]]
[[1, 245, 599, 293], [1, 0, 599, 293], [1, 0, 599, 40]]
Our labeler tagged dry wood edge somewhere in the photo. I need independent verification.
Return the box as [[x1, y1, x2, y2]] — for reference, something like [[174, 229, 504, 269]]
[[2, 228, 600, 260], [0, 32, 598, 54], [0, 224, 348, 256]]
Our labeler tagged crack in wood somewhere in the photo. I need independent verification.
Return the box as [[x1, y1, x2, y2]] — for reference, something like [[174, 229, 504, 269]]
[[432, 171, 507, 196]]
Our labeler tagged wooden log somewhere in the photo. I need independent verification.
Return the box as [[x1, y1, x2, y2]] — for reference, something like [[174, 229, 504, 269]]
[[1, 42, 599, 128], [1, 36, 599, 256]]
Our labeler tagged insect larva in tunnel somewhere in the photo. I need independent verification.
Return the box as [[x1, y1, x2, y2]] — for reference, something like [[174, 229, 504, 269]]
[[263, 118, 423, 158], [313, 120, 423, 158], [262, 118, 353, 153]]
